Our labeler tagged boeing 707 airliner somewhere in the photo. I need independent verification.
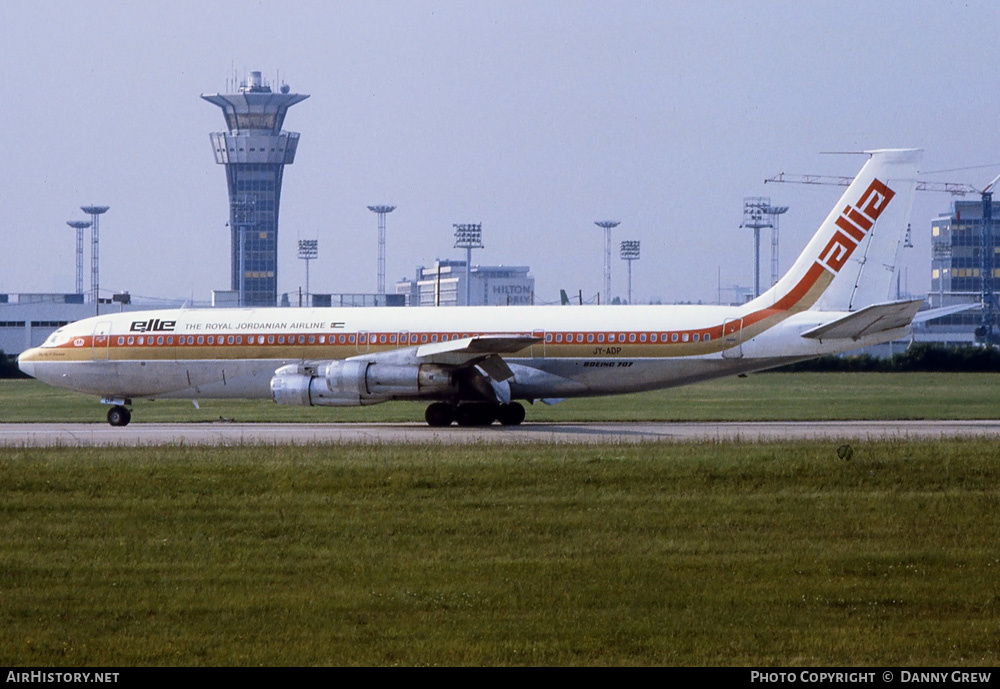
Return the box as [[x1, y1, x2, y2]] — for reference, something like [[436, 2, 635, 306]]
[[19, 149, 923, 427]]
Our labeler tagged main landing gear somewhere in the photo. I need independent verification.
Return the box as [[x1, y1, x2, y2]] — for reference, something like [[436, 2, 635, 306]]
[[424, 401, 526, 427], [107, 405, 132, 427]]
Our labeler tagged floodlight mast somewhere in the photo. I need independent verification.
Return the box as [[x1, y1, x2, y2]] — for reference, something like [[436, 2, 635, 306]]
[[453, 223, 483, 306], [978, 173, 1000, 343], [367, 205, 396, 294], [595, 221, 620, 304], [66, 221, 92, 296], [761, 204, 789, 287], [81, 205, 109, 315], [297, 239, 318, 305], [619, 240, 640, 304], [741, 199, 772, 298], [231, 195, 256, 307]]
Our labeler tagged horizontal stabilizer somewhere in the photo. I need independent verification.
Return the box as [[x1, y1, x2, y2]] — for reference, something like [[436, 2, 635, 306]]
[[911, 302, 980, 324], [801, 299, 924, 341]]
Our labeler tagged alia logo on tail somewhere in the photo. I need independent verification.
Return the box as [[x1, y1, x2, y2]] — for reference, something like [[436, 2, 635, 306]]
[[817, 178, 895, 275]]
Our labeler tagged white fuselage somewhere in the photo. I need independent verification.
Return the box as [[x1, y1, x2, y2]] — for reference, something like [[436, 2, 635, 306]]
[[16, 303, 899, 404]]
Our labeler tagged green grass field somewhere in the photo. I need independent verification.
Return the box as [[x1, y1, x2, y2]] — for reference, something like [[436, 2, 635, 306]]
[[4, 371, 1000, 423], [1, 441, 998, 666], [2, 373, 999, 666]]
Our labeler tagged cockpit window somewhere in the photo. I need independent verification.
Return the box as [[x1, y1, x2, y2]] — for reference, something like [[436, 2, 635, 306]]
[[41, 329, 70, 348]]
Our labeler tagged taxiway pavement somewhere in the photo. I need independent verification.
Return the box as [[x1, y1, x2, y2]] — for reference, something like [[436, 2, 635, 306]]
[[1, 420, 999, 446]]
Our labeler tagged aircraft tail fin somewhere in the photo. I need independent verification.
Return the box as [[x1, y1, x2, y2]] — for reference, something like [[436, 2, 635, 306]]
[[748, 149, 921, 315]]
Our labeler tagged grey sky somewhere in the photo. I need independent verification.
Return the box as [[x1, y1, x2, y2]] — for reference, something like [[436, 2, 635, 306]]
[[3, 0, 999, 305]]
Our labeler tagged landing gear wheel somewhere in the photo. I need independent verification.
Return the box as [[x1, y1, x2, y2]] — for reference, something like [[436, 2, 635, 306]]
[[456, 403, 498, 427], [497, 402, 526, 426], [425, 402, 455, 427], [107, 405, 132, 427]]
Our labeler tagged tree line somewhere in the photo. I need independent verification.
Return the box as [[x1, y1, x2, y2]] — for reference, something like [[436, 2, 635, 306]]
[[773, 343, 1000, 373], [0, 351, 26, 378]]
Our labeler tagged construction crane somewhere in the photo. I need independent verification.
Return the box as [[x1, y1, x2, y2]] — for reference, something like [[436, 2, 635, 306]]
[[765, 172, 980, 196], [766, 170, 1000, 343]]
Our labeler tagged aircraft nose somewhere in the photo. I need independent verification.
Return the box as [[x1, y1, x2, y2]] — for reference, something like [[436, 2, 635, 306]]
[[17, 350, 36, 378]]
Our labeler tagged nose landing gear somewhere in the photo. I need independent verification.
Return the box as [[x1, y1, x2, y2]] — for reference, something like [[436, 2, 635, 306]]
[[107, 405, 132, 427]]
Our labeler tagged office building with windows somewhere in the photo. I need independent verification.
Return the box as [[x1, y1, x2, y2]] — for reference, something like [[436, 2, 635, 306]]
[[927, 199, 1000, 342], [396, 261, 534, 307]]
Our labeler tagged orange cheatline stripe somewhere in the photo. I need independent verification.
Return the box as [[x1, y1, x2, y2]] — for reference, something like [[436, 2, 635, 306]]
[[49, 259, 833, 361]]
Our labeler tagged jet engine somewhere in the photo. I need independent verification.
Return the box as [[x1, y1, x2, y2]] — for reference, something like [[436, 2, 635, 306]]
[[270, 361, 455, 406]]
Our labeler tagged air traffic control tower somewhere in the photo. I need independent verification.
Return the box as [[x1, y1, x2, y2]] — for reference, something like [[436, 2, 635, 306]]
[[202, 71, 308, 306]]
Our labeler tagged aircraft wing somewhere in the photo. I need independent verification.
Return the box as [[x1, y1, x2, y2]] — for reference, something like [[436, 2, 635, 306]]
[[801, 299, 924, 341], [415, 334, 541, 385], [336, 334, 539, 385], [337, 334, 542, 404], [414, 334, 540, 363]]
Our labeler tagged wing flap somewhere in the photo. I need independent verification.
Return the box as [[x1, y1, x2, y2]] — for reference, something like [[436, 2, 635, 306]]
[[801, 299, 924, 341]]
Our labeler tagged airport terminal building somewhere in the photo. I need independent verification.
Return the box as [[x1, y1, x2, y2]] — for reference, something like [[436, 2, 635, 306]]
[[0, 293, 181, 357], [395, 261, 535, 307], [925, 198, 1000, 344]]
